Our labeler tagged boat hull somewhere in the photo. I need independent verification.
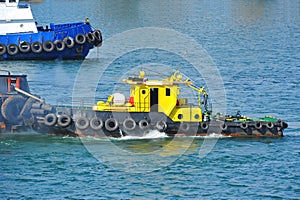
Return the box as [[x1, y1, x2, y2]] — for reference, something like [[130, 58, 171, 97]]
[[30, 106, 287, 138], [0, 22, 102, 60]]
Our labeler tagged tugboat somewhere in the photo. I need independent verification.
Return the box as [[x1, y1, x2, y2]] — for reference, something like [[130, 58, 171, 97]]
[[0, 70, 288, 137], [41, 70, 287, 137], [0, 0, 102, 60]]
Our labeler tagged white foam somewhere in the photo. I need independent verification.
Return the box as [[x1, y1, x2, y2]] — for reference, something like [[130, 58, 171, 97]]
[[193, 133, 232, 139]]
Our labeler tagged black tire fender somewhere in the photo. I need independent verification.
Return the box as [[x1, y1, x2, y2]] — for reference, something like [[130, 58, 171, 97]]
[[0, 43, 6, 55], [138, 119, 149, 130], [7, 44, 19, 56], [44, 113, 57, 127], [54, 40, 65, 51], [266, 122, 274, 129], [75, 116, 89, 130], [57, 114, 72, 128], [93, 30, 102, 47], [63, 36, 74, 48], [31, 42, 43, 53], [123, 118, 136, 131], [18, 41, 31, 53], [42, 40, 55, 52], [180, 122, 190, 132], [254, 121, 262, 129], [156, 120, 167, 132], [90, 117, 103, 131], [105, 118, 119, 132], [75, 34, 86, 45], [1, 96, 26, 124], [240, 122, 248, 129], [201, 122, 209, 130], [86, 32, 95, 43]]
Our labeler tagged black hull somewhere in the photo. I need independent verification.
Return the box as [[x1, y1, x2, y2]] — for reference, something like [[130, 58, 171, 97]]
[[32, 106, 287, 138]]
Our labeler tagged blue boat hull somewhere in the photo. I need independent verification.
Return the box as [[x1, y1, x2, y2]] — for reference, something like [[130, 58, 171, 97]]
[[0, 22, 102, 60]]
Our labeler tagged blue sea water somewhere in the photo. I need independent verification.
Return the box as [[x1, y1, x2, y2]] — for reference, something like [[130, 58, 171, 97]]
[[0, 0, 300, 199]]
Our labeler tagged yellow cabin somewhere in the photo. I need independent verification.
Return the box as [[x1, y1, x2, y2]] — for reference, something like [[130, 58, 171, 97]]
[[92, 70, 208, 123]]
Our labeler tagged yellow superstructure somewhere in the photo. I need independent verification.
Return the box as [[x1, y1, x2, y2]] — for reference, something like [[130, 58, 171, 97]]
[[92, 70, 208, 123]]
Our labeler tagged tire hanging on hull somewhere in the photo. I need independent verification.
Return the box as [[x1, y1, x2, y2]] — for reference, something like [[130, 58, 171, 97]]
[[44, 113, 57, 127], [90, 117, 103, 131], [105, 118, 119, 132]]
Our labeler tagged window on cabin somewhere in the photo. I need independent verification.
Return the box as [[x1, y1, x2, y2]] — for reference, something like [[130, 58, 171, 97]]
[[9, 0, 17, 3], [166, 88, 170, 96], [0, 0, 6, 2]]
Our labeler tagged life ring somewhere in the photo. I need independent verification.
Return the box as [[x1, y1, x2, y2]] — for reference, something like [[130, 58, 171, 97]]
[[18, 41, 31, 53], [93, 30, 102, 47], [57, 114, 72, 128], [123, 118, 136, 131], [139, 119, 149, 130], [44, 113, 57, 127], [90, 117, 103, 131], [0, 43, 7, 55], [180, 122, 190, 132], [7, 44, 19, 56], [220, 123, 227, 131], [266, 122, 274, 129], [42, 40, 55, 52], [1, 96, 26, 124], [54, 40, 65, 51], [63, 36, 75, 48], [156, 120, 167, 132], [254, 121, 262, 129], [240, 122, 248, 129], [75, 34, 86, 45], [105, 118, 119, 132], [31, 42, 43, 53], [201, 122, 208, 130], [86, 32, 95, 43], [75, 116, 89, 130]]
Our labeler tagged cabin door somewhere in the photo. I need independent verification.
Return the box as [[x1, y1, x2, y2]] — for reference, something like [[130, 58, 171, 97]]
[[150, 88, 158, 112]]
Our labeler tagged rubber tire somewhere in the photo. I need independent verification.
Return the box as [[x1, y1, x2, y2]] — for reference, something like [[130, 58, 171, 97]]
[[180, 122, 190, 132], [0, 43, 7, 55], [93, 30, 102, 47], [139, 119, 149, 130], [266, 122, 274, 129], [240, 122, 248, 129], [63, 36, 75, 48], [1, 96, 26, 124], [44, 113, 57, 127], [156, 120, 167, 132], [86, 32, 95, 43], [54, 40, 65, 52], [254, 121, 262, 129], [42, 40, 55, 52], [75, 34, 86, 45], [123, 118, 136, 131], [57, 114, 72, 128], [20, 97, 37, 118], [90, 117, 103, 131], [7, 44, 19, 56], [201, 122, 209, 130], [75, 116, 89, 130], [18, 41, 31, 53], [105, 118, 118, 132], [31, 42, 43, 53]]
